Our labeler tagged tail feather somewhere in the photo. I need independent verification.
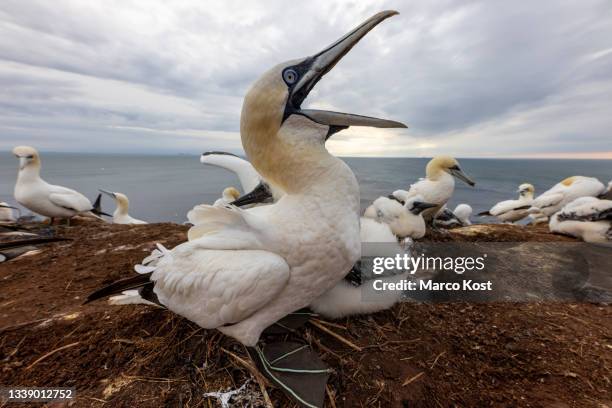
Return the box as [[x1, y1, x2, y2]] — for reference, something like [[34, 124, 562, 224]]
[[477, 211, 491, 217], [84, 272, 153, 304]]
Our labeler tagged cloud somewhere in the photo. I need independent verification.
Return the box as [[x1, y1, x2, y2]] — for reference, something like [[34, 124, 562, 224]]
[[0, 0, 611, 157]]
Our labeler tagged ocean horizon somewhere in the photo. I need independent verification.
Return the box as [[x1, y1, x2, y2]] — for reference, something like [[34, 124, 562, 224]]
[[2, 152, 611, 223]]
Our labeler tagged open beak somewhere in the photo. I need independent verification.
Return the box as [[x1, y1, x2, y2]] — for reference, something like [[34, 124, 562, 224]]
[[449, 167, 476, 187], [410, 201, 438, 215], [230, 182, 274, 207], [99, 189, 117, 200], [284, 10, 406, 134]]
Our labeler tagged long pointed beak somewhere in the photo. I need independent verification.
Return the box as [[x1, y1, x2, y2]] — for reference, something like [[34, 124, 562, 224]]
[[99, 189, 117, 199], [286, 10, 406, 130], [230, 182, 274, 207], [449, 168, 476, 187], [0, 204, 19, 211]]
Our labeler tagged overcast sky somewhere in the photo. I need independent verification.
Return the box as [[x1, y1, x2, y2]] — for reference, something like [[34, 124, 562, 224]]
[[1, 0, 611, 158]]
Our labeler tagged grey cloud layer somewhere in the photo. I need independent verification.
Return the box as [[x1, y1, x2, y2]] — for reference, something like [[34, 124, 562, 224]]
[[0, 0, 611, 156]]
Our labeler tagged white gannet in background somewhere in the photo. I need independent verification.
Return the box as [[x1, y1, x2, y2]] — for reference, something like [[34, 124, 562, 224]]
[[99, 190, 147, 225], [434, 203, 473, 228], [549, 196, 612, 245], [13, 146, 107, 224], [478, 183, 535, 223], [0, 202, 19, 223], [528, 176, 605, 221], [393, 156, 475, 222], [87, 11, 405, 406], [363, 194, 436, 238], [213, 187, 241, 206]]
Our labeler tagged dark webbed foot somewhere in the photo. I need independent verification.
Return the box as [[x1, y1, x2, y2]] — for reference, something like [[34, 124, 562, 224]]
[[248, 342, 330, 408]]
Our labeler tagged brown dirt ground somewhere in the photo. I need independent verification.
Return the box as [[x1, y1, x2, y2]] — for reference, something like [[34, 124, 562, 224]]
[[0, 221, 611, 407]]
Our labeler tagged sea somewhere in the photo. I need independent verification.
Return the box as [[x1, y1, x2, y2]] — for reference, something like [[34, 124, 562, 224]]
[[1, 152, 611, 223]]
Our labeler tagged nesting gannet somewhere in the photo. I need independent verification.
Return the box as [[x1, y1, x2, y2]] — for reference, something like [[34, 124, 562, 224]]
[[478, 183, 534, 223], [12, 146, 106, 224], [99, 190, 147, 225], [363, 195, 436, 238], [434, 203, 473, 228], [549, 196, 612, 245], [393, 156, 475, 222], [0, 202, 19, 223], [528, 176, 605, 221], [87, 11, 404, 407]]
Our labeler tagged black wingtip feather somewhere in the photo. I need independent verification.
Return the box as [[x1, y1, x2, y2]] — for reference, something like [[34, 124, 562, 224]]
[[84, 272, 153, 305], [477, 211, 491, 216]]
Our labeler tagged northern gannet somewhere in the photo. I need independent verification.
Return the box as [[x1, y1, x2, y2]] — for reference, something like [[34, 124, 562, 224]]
[[87, 11, 404, 407], [0, 202, 19, 223], [528, 176, 605, 221], [363, 194, 436, 238], [99, 190, 147, 225], [213, 187, 241, 206], [549, 196, 612, 245], [13, 146, 107, 224], [478, 183, 534, 223], [434, 203, 473, 228], [393, 156, 475, 222]]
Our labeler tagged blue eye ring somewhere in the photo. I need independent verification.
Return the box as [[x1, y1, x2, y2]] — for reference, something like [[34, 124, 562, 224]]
[[283, 69, 298, 85]]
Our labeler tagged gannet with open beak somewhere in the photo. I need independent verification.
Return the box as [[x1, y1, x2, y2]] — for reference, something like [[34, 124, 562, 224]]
[[12, 146, 106, 223], [88, 11, 404, 404], [0, 202, 19, 223], [435, 203, 473, 228], [549, 196, 612, 245], [363, 194, 436, 238], [393, 156, 475, 222], [479, 183, 534, 223], [87, 13, 405, 406], [99, 190, 147, 225], [528, 176, 605, 221]]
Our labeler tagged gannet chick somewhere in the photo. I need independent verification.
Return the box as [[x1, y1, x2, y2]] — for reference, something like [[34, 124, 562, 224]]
[[213, 187, 241, 206], [479, 183, 535, 223], [13, 146, 104, 224], [0, 202, 19, 223], [393, 156, 475, 222], [549, 196, 612, 245], [435, 203, 473, 228], [87, 10, 405, 349], [528, 176, 605, 221], [99, 190, 147, 225], [364, 195, 436, 238]]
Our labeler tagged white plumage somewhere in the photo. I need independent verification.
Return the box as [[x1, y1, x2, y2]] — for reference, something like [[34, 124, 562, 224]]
[[99, 190, 147, 225], [549, 196, 612, 245], [12, 146, 98, 221], [481, 183, 534, 223], [529, 176, 605, 220], [200, 152, 261, 194], [363, 195, 432, 239], [393, 156, 475, 221]]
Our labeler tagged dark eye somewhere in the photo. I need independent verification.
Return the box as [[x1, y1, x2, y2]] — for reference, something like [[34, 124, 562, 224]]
[[27, 155, 34, 159], [283, 69, 298, 85]]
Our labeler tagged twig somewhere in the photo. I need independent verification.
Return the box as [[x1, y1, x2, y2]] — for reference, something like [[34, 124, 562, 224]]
[[326, 384, 337, 408], [402, 372, 424, 387], [311, 318, 347, 330], [0, 318, 49, 334], [309, 320, 362, 352], [26, 342, 80, 370], [430, 351, 446, 369]]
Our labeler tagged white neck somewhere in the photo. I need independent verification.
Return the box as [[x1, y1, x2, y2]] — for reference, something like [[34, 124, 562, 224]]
[[17, 164, 41, 184]]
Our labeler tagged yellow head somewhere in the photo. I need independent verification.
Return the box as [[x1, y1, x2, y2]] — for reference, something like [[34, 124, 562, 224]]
[[12, 145, 40, 170], [222, 187, 241, 201], [518, 183, 535, 197], [240, 11, 405, 192], [560, 176, 579, 186], [425, 155, 475, 186]]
